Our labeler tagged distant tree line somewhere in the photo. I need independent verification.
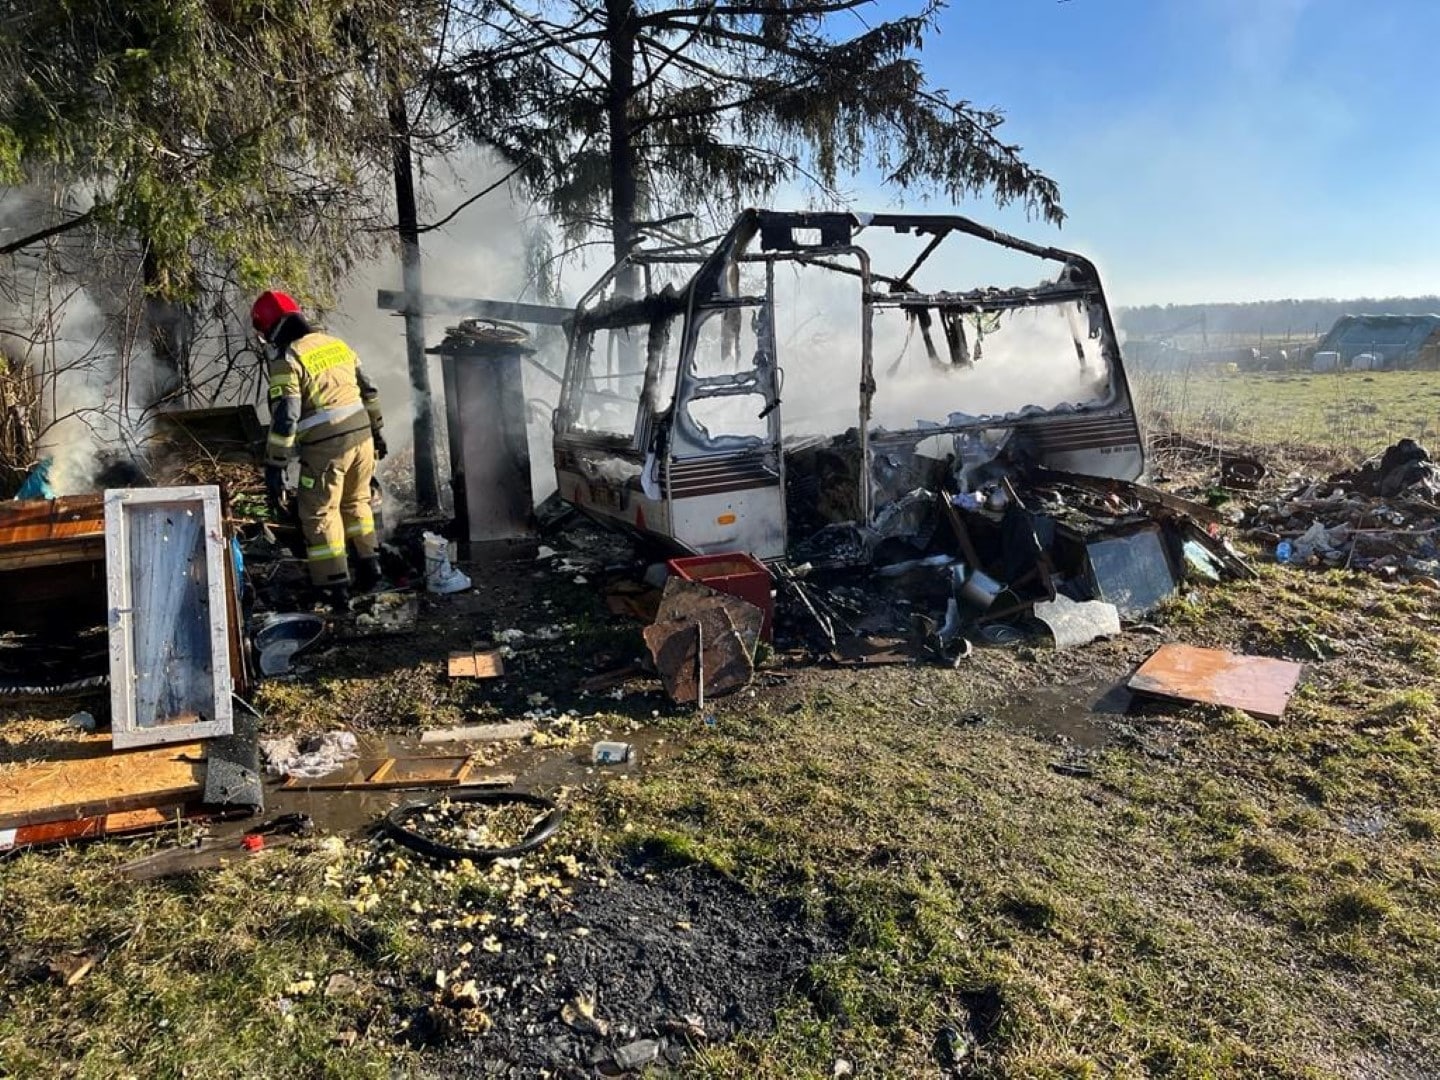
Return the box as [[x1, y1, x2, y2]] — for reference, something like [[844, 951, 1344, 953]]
[[1119, 297, 1440, 340]]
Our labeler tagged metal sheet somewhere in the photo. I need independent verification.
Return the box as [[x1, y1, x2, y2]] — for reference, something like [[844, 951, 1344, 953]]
[[1128, 644, 1303, 721], [642, 608, 754, 704], [1034, 594, 1121, 650], [1086, 526, 1177, 616], [442, 350, 535, 544]]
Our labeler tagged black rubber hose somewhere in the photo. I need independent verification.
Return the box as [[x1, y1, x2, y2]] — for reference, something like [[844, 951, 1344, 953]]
[[380, 790, 565, 863]]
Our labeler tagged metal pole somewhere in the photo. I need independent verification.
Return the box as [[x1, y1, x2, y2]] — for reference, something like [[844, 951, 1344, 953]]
[[389, 92, 441, 515]]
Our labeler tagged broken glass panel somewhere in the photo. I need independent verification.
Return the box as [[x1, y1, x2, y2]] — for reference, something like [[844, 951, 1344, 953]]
[[574, 326, 646, 439]]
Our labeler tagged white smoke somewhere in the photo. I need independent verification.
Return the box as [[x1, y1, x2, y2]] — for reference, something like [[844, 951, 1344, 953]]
[[328, 148, 562, 506], [0, 254, 149, 494]]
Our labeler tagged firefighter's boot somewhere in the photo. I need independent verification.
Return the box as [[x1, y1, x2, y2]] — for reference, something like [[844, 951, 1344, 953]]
[[354, 555, 383, 593]]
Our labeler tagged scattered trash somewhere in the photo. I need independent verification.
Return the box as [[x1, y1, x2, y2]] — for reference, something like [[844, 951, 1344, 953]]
[[324, 973, 363, 1000], [1129, 643, 1304, 721], [612, 1039, 661, 1071], [261, 731, 359, 779], [592, 741, 633, 765], [1244, 438, 1440, 580], [350, 592, 420, 635], [45, 949, 102, 987], [446, 649, 505, 679], [423, 532, 471, 594], [561, 992, 610, 1037]]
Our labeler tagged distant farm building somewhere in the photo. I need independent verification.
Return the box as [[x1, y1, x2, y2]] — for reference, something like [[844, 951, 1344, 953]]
[[1314, 314, 1440, 371]]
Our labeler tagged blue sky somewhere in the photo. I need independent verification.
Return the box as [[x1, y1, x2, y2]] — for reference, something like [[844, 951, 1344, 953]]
[[858, 0, 1440, 306]]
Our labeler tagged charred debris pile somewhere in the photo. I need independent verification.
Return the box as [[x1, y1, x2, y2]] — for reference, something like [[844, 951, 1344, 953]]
[[1243, 437, 1440, 582], [771, 467, 1251, 663]]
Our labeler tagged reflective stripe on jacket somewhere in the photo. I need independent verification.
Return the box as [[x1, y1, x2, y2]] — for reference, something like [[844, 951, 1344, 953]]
[[266, 332, 382, 465]]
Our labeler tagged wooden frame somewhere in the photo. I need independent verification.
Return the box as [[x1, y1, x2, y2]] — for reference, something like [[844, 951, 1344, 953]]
[[106, 486, 234, 748]]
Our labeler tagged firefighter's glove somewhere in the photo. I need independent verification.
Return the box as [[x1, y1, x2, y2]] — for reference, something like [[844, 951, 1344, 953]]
[[372, 430, 388, 461], [264, 465, 287, 514]]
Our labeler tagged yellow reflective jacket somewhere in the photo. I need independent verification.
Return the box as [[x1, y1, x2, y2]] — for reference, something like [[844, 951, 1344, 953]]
[[266, 332, 382, 466]]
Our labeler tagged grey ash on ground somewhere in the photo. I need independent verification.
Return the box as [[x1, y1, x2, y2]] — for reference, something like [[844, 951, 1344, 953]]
[[429, 860, 833, 1076]]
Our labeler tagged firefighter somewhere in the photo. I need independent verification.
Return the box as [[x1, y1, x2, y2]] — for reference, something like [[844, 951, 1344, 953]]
[[253, 290, 388, 604]]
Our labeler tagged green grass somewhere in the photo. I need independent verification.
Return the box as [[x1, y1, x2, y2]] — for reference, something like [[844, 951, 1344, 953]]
[[3, 570, 1439, 1077], [1133, 367, 1440, 460]]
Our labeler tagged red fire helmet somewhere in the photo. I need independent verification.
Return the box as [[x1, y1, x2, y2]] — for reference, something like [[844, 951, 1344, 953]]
[[251, 290, 302, 338]]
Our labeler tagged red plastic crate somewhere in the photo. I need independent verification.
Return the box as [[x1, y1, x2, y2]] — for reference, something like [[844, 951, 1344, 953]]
[[666, 552, 774, 642]]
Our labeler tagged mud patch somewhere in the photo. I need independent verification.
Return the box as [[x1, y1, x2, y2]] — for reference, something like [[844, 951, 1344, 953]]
[[426, 860, 832, 1077]]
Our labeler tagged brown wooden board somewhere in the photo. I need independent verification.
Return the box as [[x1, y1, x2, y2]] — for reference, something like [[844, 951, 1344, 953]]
[[0, 805, 209, 851], [1128, 644, 1304, 722], [0, 738, 205, 828], [447, 650, 505, 679], [280, 756, 495, 791]]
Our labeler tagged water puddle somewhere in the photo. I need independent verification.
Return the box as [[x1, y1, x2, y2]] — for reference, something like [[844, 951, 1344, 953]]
[[987, 678, 1133, 750], [260, 724, 672, 835]]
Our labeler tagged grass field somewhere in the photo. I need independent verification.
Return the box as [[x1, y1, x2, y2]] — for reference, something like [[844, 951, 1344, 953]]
[[2, 563, 1439, 1078], [1133, 368, 1440, 463], [2, 376, 1438, 1076]]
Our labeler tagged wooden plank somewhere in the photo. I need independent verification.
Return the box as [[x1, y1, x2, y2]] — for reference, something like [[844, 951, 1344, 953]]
[[0, 495, 107, 545], [0, 495, 109, 573], [105, 487, 234, 748], [1129, 644, 1304, 722], [1, 805, 230, 852], [419, 721, 535, 745], [280, 759, 512, 792], [367, 759, 397, 783], [0, 739, 206, 829], [447, 650, 505, 679], [376, 288, 572, 326]]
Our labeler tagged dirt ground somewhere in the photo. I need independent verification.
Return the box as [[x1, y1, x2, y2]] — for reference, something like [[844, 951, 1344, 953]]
[[1, 446, 1438, 1078]]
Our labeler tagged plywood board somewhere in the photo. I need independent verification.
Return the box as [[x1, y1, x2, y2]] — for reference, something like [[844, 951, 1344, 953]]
[[447, 650, 505, 679], [106, 486, 234, 748], [0, 738, 205, 828], [1128, 644, 1303, 721]]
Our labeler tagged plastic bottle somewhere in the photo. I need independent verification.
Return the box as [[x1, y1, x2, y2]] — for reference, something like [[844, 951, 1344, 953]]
[[1276, 540, 1293, 563]]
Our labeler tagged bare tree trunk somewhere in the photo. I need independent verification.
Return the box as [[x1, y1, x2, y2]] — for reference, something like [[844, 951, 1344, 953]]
[[141, 245, 192, 408], [605, 0, 639, 297], [389, 91, 442, 515]]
